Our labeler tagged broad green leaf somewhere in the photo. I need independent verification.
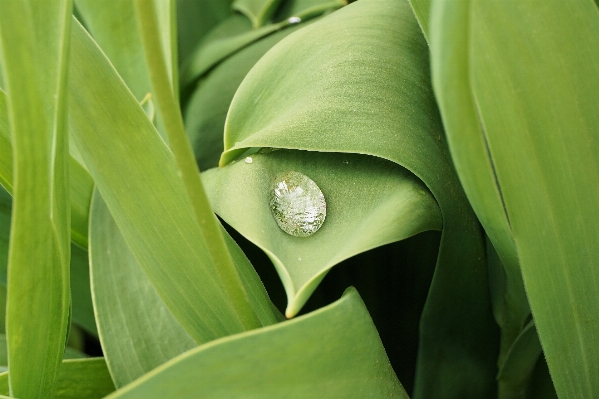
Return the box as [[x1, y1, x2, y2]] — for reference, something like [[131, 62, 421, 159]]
[[204, 150, 441, 316], [218, 0, 498, 395], [428, 0, 529, 375], [233, 0, 283, 28], [464, 2, 599, 397], [0, 1, 73, 397], [180, 1, 343, 91], [184, 16, 318, 170], [68, 19, 276, 344], [105, 288, 407, 399], [89, 190, 196, 388], [0, 358, 115, 399], [0, 89, 93, 248]]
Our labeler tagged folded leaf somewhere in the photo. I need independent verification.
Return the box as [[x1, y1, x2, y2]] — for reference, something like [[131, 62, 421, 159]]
[[217, 0, 498, 395], [204, 150, 441, 316], [104, 288, 408, 399]]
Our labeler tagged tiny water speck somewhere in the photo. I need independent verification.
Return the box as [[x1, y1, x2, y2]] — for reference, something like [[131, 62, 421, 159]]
[[288, 16, 301, 24], [245, 157, 253, 164], [269, 171, 326, 237], [298, 257, 302, 261]]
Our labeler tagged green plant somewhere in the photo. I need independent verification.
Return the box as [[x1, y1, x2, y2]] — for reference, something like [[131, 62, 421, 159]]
[[0, 0, 596, 398]]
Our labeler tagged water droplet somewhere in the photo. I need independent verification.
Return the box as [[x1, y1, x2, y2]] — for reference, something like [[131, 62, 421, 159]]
[[298, 257, 302, 261], [269, 171, 326, 237], [288, 16, 301, 24], [343, 160, 349, 165], [244, 157, 253, 164]]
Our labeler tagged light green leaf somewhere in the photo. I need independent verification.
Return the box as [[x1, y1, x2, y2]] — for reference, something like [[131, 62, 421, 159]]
[[68, 18, 277, 344], [104, 288, 407, 399], [0, 1, 73, 397], [0, 188, 9, 287], [204, 150, 441, 316], [218, 0, 498, 395], [406, 0, 431, 43], [89, 190, 196, 388], [429, 1, 529, 377], [465, 2, 599, 397], [0, 358, 115, 399], [75, 0, 178, 141], [233, 0, 283, 28], [0, 89, 93, 249]]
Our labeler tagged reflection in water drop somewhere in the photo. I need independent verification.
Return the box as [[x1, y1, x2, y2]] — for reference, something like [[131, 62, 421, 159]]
[[288, 16, 301, 24], [269, 171, 326, 237], [244, 157, 253, 164]]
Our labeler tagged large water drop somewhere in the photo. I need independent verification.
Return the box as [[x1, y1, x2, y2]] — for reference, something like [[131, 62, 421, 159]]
[[269, 171, 326, 237]]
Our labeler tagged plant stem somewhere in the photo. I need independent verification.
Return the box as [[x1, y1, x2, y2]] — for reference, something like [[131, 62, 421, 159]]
[[134, 0, 261, 331]]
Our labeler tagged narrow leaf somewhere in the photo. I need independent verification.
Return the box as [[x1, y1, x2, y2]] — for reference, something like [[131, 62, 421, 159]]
[[0, 1, 73, 397]]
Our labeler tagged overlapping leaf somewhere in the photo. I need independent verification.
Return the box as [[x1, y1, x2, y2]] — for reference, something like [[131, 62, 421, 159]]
[[0, 359, 114, 399], [0, 2, 73, 397], [67, 18, 277, 346], [428, 1, 599, 397], [104, 288, 407, 399], [211, 0, 498, 396]]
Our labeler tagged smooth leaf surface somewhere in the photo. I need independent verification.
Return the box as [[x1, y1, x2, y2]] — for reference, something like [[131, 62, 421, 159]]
[[0, 188, 9, 287], [219, 0, 498, 395], [204, 150, 441, 316], [89, 190, 196, 388], [75, 0, 178, 141], [105, 288, 407, 399], [466, 2, 599, 397], [0, 2, 73, 397], [428, 0, 529, 376], [0, 88, 93, 249], [68, 19, 277, 344], [184, 16, 317, 170], [233, 0, 283, 28], [90, 188, 280, 388], [0, 359, 115, 399]]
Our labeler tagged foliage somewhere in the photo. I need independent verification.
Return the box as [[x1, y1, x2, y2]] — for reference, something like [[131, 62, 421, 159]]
[[0, 0, 595, 397]]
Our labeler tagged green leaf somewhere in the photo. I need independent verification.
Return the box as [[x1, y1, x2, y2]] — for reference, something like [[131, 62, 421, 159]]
[[0, 358, 115, 399], [0, 188, 10, 287], [0, 88, 93, 249], [406, 0, 431, 43], [70, 244, 97, 335], [180, 1, 342, 91], [0, 1, 73, 397], [233, 0, 283, 28], [204, 150, 441, 316], [89, 190, 196, 388], [432, 1, 599, 397], [75, 0, 178, 141], [176, 0, 232, 68], [104, 288, 407, 399], [218, 0, 498, 395], [68, 18, 277, 344], [184, 15, 319, 170]]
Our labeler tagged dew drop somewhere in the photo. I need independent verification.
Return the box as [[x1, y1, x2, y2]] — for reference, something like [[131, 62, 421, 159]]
[[287, 16, 301, 24], [244, 156, 253, 164], [269, 171, 326, 237]]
